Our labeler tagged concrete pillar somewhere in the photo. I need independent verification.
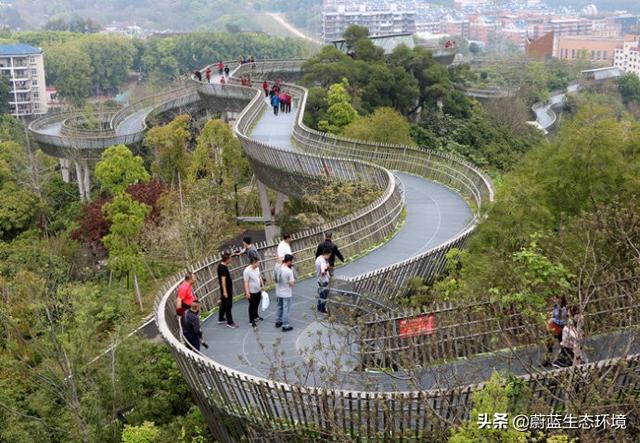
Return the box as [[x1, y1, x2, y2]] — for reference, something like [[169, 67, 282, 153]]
[[257, 180, 278, 243], [81, 159, 91, 200], [74, 160, 86, 202], [275, 192, 288, 216], [59, 158, 70, 183]]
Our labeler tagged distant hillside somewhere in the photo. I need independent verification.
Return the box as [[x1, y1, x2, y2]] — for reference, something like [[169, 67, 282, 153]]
[[5, 0, 322, 35]]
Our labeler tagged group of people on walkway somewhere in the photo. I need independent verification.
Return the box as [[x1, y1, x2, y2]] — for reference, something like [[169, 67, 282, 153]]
[[175, 232, 345, 350], [263, 80, 292, 116], [544, 295, 584, 368]]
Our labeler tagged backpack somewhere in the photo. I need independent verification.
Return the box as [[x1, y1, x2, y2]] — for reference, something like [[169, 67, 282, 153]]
[[273, 263, 282, 284]]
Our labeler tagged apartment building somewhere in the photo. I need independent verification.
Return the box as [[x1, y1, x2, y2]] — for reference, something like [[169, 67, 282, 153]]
[[554, 35, 623, 63], [528, 18, 592, 40], [0, 44, 48, 117], [614, 35, 640, 76], [322, 8, 417, 42]]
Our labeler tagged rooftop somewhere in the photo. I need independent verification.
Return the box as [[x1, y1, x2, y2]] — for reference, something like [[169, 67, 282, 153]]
[[0, 44, 42, 56]]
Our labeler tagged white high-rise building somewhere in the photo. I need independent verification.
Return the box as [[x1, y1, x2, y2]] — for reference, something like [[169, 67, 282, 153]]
[[0, 44, 48, 117], [613, 36, 640, 76]]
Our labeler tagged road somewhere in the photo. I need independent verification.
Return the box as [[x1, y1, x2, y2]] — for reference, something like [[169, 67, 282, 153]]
[[266, 12, 322, 45]]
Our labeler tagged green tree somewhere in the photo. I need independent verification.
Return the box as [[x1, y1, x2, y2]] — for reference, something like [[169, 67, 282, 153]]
[[82, 35, 136, 95], [45, 40, 92, 106], [95, 145, 150, 195], [190, 119, 250, 185], [145, 114, 191, 188], [102, 193, 151, 311], [317, 80, 358, 134], [122, 421, 160, 443], [343, 25, 369, 50], [342, 107, 414, 145], [450, 372, 529, 443], [618, 72, 640, 104]]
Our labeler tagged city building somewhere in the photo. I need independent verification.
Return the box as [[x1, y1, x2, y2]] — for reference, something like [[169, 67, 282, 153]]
[[528, 18, 592, 40], [614, 35, 640, 76], [554, 35, 623, 63], [322, 8, 417, 42], [0, 44, 48, 117]]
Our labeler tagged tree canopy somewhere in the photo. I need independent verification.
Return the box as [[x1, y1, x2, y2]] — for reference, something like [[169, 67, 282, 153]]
[[96, 145, 150, 195]]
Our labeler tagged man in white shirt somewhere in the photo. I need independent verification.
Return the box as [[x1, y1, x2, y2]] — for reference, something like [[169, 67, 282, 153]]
[[243, 257, 263, 327], [315, 249, 331, 313], [276, 233, 293, 263], [275, 254, 295, 331]]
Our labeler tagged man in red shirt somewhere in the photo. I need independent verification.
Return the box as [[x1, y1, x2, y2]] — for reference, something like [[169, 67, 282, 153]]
[[176, 272, 196, 317]]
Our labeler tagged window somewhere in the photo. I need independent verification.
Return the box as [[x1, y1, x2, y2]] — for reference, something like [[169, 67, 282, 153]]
[[31, 79, 37, 86], [597, 50, 602, 60], [571, 49, 576, 58], [591, 50, 595, 59], [603, 51, 608, 59], [29, 57, 35, 64], [32, 92, 39, 99], [30, 69, 37, 76]]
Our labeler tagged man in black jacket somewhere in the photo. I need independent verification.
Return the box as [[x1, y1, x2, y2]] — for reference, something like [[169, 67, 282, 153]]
[[183, 299, 205, 351], [315, 232, 344, 275]]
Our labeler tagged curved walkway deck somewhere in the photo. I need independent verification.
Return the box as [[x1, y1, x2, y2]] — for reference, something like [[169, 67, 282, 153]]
[[202, 97, 472, 388]]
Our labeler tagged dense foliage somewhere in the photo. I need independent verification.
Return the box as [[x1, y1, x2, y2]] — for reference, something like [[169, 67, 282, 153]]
[[0, 30, 311, 104], [0, 111, 252, 441]]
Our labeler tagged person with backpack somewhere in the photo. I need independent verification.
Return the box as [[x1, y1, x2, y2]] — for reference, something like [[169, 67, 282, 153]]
[[542, 295, 568, 366], [183, 299, 206, 351], [192, 70, 202, 82], [224, 65, 230, 77], [315, 249, 331, 313], [275, 254, 295, 331], [271, 93, 280, 116], [217, 60, 225, 75], [315, 232, 344, 276]]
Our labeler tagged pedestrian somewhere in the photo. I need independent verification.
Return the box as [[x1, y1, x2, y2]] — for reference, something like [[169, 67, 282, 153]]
[[277, 78, 283, 87], [315, 248, 331, 313], [240, 77, 246, 86], [220, 76, 226, 86], [217, 252, 239, 328], [236, 236, 261, 262], [542, 295, 568, 366], [315, 232, 344, 276], [262, 81, 269, 97], [217, 60, 224, 75], [569, 306, 584, 365], [277, 233, 293, 263], [279, 91, 286, 113], [273, 83, 280, 94], [224, 65, 230, 77], [284, 91, 292, 113], [205, 67, 212, 83], [243, 257, 264, 327], [275, 254, 295, 331], [193, 70, 202, 82], [271, 93, 280, 115], [553, 316, 580, 368], [182, 299, 206, 351], [176, 272, 196, 317], [250, 55, 255, 67]]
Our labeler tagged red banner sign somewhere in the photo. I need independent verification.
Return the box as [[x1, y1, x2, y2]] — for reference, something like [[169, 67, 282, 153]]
[[398, 313, 436, 337]]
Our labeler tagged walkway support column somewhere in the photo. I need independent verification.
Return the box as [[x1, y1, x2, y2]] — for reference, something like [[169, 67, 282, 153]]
[[59, 158, 70, 183], [274, 192, 288, 216], [73, 158, 91, 202], [257, 180, 278, 243]]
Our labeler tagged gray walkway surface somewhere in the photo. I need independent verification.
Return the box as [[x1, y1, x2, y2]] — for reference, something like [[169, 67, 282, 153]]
[[201, 98, 478, 390], [534, 83, 580, 130]]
